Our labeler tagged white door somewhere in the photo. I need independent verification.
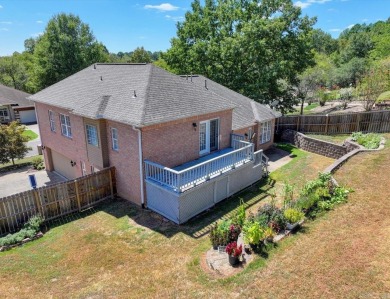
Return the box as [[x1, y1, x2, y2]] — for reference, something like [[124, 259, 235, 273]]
[[199, 121, 209, 155], [199, 119, 219, 155]]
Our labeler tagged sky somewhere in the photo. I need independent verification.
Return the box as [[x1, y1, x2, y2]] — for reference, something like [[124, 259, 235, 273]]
[[0, 0, 389, 56]]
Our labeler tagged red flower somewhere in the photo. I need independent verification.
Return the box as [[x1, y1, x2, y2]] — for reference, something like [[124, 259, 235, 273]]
[[225, 241, 243, 257]]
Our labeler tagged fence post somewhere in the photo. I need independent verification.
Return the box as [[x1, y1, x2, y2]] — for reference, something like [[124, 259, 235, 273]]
[[108, 168, 114, 200], [296, 116, 300, 132], [33, 189, 44, 217], [325, 114, 329, 134], [75, 180, 82, 211], [356, 113, 361, 132]]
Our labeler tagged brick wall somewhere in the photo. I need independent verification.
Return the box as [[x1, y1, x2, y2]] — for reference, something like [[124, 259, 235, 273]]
[[35, 102, 91, 177], [106, 120, 142, 205], [142, 110, 233, 168], [281, 130, 360, 159]]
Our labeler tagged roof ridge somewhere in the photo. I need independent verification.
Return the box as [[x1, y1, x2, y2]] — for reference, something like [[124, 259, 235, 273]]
[[138, 64, 154, 126]]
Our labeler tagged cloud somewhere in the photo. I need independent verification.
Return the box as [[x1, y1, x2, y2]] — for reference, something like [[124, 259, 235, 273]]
[[347, 24, 355, 29], [31, 32, 43, 37], [0, 28, 9, 31], [362, 18, 369, 22], [0, 5, 3, 9], [0, 21, 12, 24], [329, 28, 341, 32], [36, 20, 43, 24], [294, 0, 331, 9], [165, 15, 184, 22], [144, 3, 179, 11], [294, 1, 311, 9]]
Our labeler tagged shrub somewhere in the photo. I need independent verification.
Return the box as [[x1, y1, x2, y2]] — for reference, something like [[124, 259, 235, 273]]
[[0, 215, 44, 247], [351, 132, 381, 149], [31, 156, 45, 170], [243, 221, 265, 245], [283, 208, 305, 224]]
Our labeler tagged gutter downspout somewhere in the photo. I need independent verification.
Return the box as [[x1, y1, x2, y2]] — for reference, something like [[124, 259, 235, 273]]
[[132, 126, 145, 208]]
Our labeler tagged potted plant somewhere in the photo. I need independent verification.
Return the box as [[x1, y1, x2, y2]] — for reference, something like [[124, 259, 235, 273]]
[[243, 221, 265, 250], [283, 208, 305, 230], [228, 224, 241, 242], [225, 241, 243, 266]]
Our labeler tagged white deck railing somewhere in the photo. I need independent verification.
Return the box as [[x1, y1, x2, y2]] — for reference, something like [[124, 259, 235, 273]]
[[144, 141, 255, 193]]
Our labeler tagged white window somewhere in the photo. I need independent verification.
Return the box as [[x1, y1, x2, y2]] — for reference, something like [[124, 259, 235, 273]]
[[199, 119, 219, 155], [86, 124, 99, 146], [111, 128, 118, 151], [260, 121, 272, 144], [48, 110, 55, 132], [60, 114, 72, 138], [0, 108, 9, 117]]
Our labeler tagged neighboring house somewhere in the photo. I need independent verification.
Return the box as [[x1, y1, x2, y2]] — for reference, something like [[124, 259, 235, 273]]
[[30, 63, 281, 223], [0, 83, 36, 124]]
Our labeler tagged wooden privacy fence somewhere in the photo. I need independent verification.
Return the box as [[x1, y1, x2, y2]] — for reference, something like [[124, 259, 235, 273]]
[[276, 110, 390, 134], [0, 167, 115, 235]]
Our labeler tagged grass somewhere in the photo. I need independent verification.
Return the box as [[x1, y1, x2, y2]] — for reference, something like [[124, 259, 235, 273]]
[[1, 138, 390, 298], [0, 155, 43, 173], [306, 134, 350, 145], [304, 102, 319, 111], [377, 90, 390, 102], [22, 130, 38, 141], [288, 102, 320, 115]]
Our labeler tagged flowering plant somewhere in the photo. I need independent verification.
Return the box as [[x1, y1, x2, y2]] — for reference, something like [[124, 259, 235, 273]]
[[225, 241, 243, 257], [228, 224, 241, 242]]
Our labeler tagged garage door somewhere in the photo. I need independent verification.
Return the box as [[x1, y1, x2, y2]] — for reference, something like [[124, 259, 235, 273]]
[[19, 109, 37, 124], [51, 150, 77, 179]]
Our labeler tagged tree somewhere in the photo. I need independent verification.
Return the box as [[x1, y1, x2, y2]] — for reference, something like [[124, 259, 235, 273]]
[[32, 13, 109, 91], [164, 0, 316, 113], [129, 47, 152, 63], [24, 37, 37, 54], [357, 66, 389, 111], [0, 122, 31, 165], [0, 53, 29, 90]]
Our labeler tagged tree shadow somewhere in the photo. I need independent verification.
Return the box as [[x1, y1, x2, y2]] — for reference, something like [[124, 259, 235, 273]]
[[41, 177, 276, 239]]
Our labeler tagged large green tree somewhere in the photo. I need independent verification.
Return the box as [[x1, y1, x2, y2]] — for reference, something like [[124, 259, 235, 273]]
[[32, 13, 109, 91], [0, 122, 31, 165], [164, 0, 316, 113]]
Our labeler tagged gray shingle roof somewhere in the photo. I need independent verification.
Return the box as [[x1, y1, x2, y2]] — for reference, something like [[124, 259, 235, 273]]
[[185, 75, 282, 130], [0, 84, 32, 107], [29, 64, 236, 127]]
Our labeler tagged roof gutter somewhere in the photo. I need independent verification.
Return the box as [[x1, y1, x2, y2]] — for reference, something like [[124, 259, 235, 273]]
[[132, 126, 145, 208]]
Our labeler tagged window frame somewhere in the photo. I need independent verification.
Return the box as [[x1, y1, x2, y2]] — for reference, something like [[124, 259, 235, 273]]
[[260, 121, 272, 144], [86, 124, 99, 147], [60, 114, 72, 138], [0, 108, 9, 117], [48, 110, 56, 132], [111, 127, 119, 151]]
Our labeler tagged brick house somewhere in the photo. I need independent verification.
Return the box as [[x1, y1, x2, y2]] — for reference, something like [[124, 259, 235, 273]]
[[30, 63, 281, 223], [0, 83, 36, 124]]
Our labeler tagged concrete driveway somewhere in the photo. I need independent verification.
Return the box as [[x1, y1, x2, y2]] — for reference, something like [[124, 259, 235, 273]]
[[25, 124, 41, 157], [0, 166, 66, 197]]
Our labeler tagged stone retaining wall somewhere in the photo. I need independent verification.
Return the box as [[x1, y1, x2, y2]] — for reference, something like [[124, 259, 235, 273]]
[[281, 130, 360, 159]]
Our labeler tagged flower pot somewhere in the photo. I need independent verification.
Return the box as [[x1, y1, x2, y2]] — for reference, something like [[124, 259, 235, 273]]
[[286, 222, 300, 231], [228, 255, 239, 266]]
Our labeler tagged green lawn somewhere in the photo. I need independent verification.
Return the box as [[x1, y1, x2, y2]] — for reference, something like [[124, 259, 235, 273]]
[[0, 155, 43, 172], [377, 90, 390, 102], [22, 130, 38, 141], [3, 138, 390, 298]]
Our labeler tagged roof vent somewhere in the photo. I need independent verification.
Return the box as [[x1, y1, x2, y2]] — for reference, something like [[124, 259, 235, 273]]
[[93, 64, 96, 70], [190, 75, 193, 82], [132, 90, 137, 98], [205, 80, 208, 89], [100, 76, 103, 81]]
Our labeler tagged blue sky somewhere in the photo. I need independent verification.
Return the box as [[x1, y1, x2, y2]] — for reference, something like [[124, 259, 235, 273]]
[[0, 0, 389, 56]]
